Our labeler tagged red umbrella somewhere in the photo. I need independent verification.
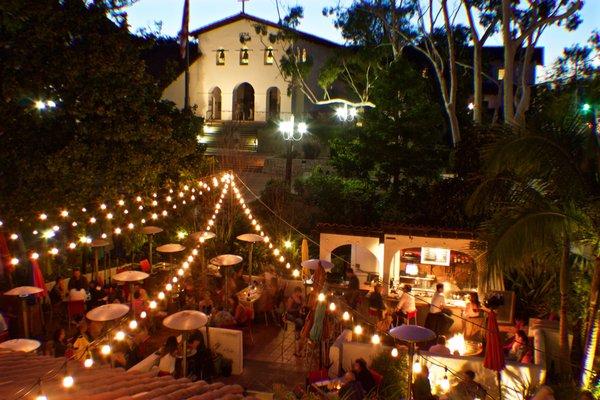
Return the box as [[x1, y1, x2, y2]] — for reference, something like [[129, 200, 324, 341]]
[[31, 259, 47, 299], [484, 309, 505, 399]]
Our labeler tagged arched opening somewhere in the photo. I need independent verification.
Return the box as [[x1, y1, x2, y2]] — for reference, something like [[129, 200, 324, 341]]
[[232, 82, 254, 121], [330, 243, 380, 284], [207, 87, 222, 120], [266, 87, 280, 120]]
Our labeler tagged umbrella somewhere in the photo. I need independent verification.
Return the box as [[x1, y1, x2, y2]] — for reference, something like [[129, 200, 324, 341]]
[[484, 310, 505, 399], [301, 259, 334, 271], [301, 238, 309, 278], [31, 258, 47, 299]]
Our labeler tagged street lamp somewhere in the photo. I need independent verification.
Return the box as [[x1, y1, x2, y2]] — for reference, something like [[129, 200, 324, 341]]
[[335, 104, 358, 122], [279, 115, 308, 188]]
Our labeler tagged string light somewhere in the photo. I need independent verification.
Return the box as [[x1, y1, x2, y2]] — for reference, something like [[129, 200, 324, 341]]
[[115, 331, 126, 341], [149, 300, 157, 309], [165, 283, 173, 291], [412, 359, 422, 374], [10, 233, 18, 240], [371, 334, 381, 345], [84, 357, 94, 368], [39, 213, 47, 221], [140, 311, 147, 319], [158, 292, 165, 300], [101, 344, 111, 355], [391, 348, 399, 358], [49, 248, 59, 255], [329, 302, 336, 312], [317, 293, 326, 302], [68, 242, 77, 249], [11, 257, 19, 265], [60, 210, 69, 217], [129, 320, 138, 330], [30, 252, 39, 260], [292, 269, 300, 278], [353, 325, 363, 335], [440, 368, 450, 393], [62, 375, 74, 388], [342, 311, 350, 321]]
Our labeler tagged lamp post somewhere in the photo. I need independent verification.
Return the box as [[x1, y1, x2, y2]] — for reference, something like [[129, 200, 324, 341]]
[[279, 115, 308, 189]]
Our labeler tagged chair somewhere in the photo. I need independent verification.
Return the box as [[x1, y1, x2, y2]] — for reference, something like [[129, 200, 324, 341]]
[[405, 310, 418, 325], [67, 300, 85, 326]]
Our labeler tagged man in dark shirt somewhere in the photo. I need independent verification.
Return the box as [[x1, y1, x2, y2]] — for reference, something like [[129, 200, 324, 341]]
[[345, 268, 360, 308], [67, 268, 88, 291]]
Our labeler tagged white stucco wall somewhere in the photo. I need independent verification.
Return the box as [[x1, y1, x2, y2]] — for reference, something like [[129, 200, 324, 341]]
[[162, 16, 337, 121], [319, 233, 384, 277]]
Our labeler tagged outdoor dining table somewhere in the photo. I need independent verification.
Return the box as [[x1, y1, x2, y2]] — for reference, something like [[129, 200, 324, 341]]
[[309, 377, 343, 399]]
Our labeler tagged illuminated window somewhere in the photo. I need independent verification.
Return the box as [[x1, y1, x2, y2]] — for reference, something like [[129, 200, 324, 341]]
[[498, 68, 505, 80], [265, 47, 274, 65], [301, 48, 307, 62], [216, 48, 225, 65], [240, 47, 249, 65]]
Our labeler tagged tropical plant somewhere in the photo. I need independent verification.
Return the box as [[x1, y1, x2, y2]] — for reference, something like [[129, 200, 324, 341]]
[[467, 99, 599, 382], [369, 348, 408, 399]]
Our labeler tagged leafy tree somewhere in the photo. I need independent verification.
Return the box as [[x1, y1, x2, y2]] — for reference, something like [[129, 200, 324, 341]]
[[0, 0, 206, 224]]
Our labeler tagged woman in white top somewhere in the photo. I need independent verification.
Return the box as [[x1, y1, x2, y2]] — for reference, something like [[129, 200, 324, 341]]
[[158, 336, 178, 376], [394, 285, 416, 325]]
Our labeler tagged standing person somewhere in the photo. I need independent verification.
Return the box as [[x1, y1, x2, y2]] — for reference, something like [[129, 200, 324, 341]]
[[67, 268, 88, 291], [188, 332, 215, 381], [368, 284, 386, 320], [286, 286, 306, 357], [158, 336, 178, 376], [353, 358, 377, 396], [425, 283, 449, 336], [463, 292, 482, 340], [394, 285, 416, 326], [338, 371, 365, 400], [413, 366, 438, 400], [344, 268, 360, 308]]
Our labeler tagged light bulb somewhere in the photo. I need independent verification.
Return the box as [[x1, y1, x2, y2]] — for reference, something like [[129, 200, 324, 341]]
[[292, 269, 300, 278], [49, 248, 59, 255], [101, 233, 107, 239], [106, 212, 113, 219], [39, 213, 47, 220], [136, 196, 142, 202], [84, 357, 94, 368], [353, 325, 363, 335], [177, 268, 184, 276], [101, 344, 111, 355], [391, 348, 399, 358], [273, 249, 280, 256], [128, 223, 134, 229], [140, 311, 147, 319], [149, 300, 157, 309], [129, 320, 138, 330], [35, 394, 48, 400], [60, 209, 69, 217], [62, 375, 74, 388], [100, 203, 107, 210], [279, 255, 285, 263], [89, 217, 96, 224], [284, 240, 292, 248], [412, 360, 422, 374], [72, 221, 78, 227], [286, 262, 291, 269], [31, 252, 39, 260], [440, 375, 450, 393], [161, 210, 167, 217], [10, 233, 18, 240], [371, 334, 381, 345], [114, 227, 122, 235], [52, 225, 59, 231], [342, 311, 350, 321], [165, 283, 173, 291], [182, 261, 190, 269], [10, 257, 19, 265], [115, 330, 125, 341], [118, 199, 125, 206], [329, 302, 336, 312], [317, 293, 326, 302], [158, 291, 165, 300], [151, 213, 158, 220], [172, 276, 178, 283], [69, 242, 77, 249]]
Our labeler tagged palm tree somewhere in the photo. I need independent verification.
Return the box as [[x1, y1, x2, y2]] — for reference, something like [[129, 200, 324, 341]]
[[467, 106, 599, 382]]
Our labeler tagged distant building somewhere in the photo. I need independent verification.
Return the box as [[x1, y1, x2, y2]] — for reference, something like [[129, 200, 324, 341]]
[[163, 13, 341, 124]]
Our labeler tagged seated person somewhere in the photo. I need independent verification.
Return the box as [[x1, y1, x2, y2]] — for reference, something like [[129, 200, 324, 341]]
[[72, 319, 91, 361], [265, 276, 281, 311], [158, 336, 178, 376], [188, 332, 215, 380], [49, 276, 67, 304], [368, 284, 386, 319], [229, 295, 249, 326], [199, 292, 214, 315], [68, 267, 88, 291], [233, 268, 246, 292], [353, 358, 377, 396], [448, 370, 486, 399], [68, 281, 87, 301], [338, 371, 365, 400], [508, 330, 533, 363], [413, 366, 438, 400], [52, 328, 68, 357], [211, 306, 236, 328], [394, 285, 416, 325], [429, 335, 451, 356], [131, 289, 148, 317], [88, 278, 107, 308]]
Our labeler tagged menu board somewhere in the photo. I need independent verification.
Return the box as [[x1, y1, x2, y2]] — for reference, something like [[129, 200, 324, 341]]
[[420, 247, 451, 266]]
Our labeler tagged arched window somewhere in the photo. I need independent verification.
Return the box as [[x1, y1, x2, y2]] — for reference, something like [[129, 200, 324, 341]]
[[207, 87, 221, 120], [266, 87, 280, 120], [232, 82, 254, 121]]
